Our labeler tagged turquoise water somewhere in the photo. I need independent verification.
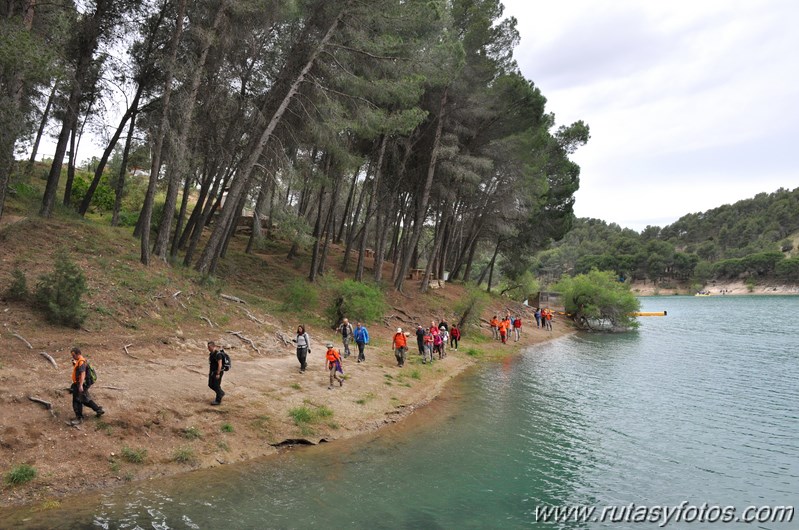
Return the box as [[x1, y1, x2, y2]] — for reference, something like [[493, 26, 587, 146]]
[[2, 296, 797, 529]]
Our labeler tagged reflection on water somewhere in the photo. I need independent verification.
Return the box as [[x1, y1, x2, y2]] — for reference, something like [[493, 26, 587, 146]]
[[2, 296, 798, 529]]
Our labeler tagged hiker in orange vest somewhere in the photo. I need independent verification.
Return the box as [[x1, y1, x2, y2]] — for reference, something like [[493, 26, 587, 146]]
[[544, 309, 553, 331], [392, 328, 408, 367], [498, 319, 508, 344], [69, 347, 104, 425], [324, 343, 344, 389], [490, 316, 499, 340]]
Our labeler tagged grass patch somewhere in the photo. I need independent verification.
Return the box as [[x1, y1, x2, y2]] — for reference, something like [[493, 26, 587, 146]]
[[290, 383, 301, 390], [121, 446, 147, 464], [409, 369, 421, 380], [221, 423, 234, 433], [5, 464, 36, 486], [183, 426, 202, 440], [288, 404, 334, 429], [252, 415, 270, 432], [464, 348, 482, 357], [217, 441, 230, 452], [354, 392, 376, 405], [95, 420, 113, 434], [172, 447, 196, 464]]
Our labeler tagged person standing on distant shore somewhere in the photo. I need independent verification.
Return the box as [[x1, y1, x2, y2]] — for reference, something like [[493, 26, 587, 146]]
[[69, 347, 104, 424], [423, 328, 434, 364], [534, 308, 541, 328], [513, 316, 522, 342], [490, 315, 499, 340], [295, 325, 311, 373], [353, 321, 369, 363], [338, 318, 354, 358]]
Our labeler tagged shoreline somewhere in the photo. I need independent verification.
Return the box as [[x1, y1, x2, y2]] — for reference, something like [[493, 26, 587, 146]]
[[631, 280, 799, 297], [0, 308, 574, 511]]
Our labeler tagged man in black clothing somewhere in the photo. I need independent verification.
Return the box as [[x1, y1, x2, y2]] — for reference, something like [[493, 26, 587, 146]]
[[207, 341, 226, 405], [415, 324, 426, 356]]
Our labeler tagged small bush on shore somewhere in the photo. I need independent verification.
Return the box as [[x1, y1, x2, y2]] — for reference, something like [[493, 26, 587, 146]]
[[280, 279, 318, 313], [172, 447, 196, 464], [34, 250, 88, 328], [4, 267, 29, 301], [6, 464, 36, 485], [325, 279, 386, 325]]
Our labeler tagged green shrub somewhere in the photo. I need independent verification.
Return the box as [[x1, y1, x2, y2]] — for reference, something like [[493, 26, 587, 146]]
[[325, 279, 386, 325], [34, 250, 88, 328], [6, 464, 36, 485], [221, 423, 234, 433], [453, 284, 488, 331], [69, 173, 116, 212], [280, 278, 318, 313], [554, 269, 640, 331], [121, 446, 147, 464], [4, 268, 29, 301]]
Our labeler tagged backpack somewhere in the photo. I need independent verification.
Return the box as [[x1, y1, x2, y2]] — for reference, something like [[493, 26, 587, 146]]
[[84, 358, 97, 386], [220, 350, 231, 371]]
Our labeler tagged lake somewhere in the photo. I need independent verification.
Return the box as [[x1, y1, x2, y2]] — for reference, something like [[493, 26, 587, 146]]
[[2, 296, 797, 529]]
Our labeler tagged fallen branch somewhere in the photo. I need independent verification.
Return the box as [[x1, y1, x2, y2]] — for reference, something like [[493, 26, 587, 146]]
[[97, 386, 126, 391], [228, 330, 261, 354], [220, 293, 246, 304], [172, 290, 182, 298], [28, 396, 52, 409], [242, 308, 265, 325], [122, 344, 140, 360], [39, 351, 58, 368], [12, 332, 32, 349], [200, 316, 216, 327]]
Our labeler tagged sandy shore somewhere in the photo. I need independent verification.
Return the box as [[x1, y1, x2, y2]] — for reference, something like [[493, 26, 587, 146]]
[[631, 280, 799, 296]]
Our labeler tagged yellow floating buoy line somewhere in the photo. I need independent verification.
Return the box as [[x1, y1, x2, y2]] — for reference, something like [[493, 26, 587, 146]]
[[631, 311, 667, 317]]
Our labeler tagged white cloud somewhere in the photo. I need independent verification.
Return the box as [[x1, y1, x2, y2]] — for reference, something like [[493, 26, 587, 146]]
[[503, 0, 799, 231]]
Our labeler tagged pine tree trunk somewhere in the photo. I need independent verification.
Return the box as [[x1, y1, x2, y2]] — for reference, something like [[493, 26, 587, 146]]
[[26, 81, 56, 175], [195, 3, 347, 275], [40, 0, 110, 218], [154, 0, 227, 261], [111, 108, 138, 226], [139, 0, 187, 263], [394, 86, 448, 292], [62, 120, 78, 206], [356, 135, 387, 282]]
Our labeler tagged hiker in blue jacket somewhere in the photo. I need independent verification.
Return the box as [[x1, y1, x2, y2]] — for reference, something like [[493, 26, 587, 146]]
[[353, 322, 370, 363]]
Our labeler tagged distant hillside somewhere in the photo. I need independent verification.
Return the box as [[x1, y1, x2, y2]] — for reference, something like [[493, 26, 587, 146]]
[[533, 187, 799, 287]]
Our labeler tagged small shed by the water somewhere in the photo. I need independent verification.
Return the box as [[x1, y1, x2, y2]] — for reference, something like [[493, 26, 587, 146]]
[[529, 291, 564, 311]]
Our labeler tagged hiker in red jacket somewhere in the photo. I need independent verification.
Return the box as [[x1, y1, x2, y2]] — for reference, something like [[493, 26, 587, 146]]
[[450, 325, 461, 351]]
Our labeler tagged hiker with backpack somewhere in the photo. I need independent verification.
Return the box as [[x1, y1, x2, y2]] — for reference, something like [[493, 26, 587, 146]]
[[325, 342, 344, 389], [353, 321, 369, 363], [337, 318, 354, 358], [207, 341, 229, 405], [295, 325, 311, 373], [69, 347, 104, 424]]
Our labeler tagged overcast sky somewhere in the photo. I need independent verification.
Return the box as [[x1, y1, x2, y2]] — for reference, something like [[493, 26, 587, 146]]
[[501, 0, 799, 232]]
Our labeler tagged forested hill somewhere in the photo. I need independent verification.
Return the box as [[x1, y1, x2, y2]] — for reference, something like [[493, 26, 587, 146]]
[[533, 187, 799, 286]]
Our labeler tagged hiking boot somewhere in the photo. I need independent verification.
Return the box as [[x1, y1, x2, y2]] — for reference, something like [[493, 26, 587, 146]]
[[70, 417, 83, 425], [95, 408, 105, 417], [328, 386, 333, 390], [339, 378, 344, 387], [211, 400, 221, 406]]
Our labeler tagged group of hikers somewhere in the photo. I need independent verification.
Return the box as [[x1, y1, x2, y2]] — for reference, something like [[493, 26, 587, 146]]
[[66, 306, 555, 418], [489, 308, 553, 344]]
